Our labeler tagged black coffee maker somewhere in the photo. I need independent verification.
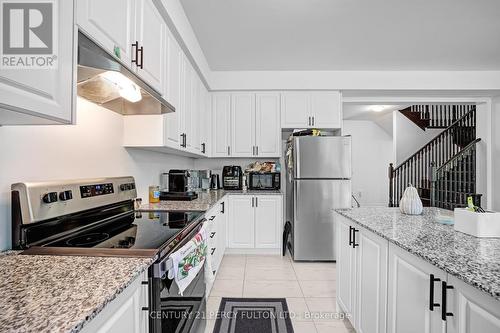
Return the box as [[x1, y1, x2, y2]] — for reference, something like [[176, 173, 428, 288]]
[[222, 166, 243, 190]]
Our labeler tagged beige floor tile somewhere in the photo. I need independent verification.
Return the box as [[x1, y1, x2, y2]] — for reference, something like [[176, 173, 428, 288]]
[[246, 254, 292, 268], [245, 265, 297, 281], [292, 320, 318, 333], [293, 262, 337, 281], [220, 254, 246, 266], [314, 321, 352, 333], [216, 265, 245, 280], [243, 280, 303, 298], [210, 279, 243, 297], [206, 297, 222, 320], [305, 297, 337, 313], [285, 297, 312, 322], [299, 280, 336, 298]]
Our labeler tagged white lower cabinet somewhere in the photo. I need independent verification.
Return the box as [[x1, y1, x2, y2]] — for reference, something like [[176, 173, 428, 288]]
[[227, 195, 282, 251], [336, 215, 388, 333], [81, 271, 149, 333], [205, 198, 227, 296], [387, 243, 446, 333], [447, 275, 500, 333]]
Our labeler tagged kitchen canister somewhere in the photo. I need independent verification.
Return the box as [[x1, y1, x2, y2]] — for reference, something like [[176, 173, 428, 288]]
[[399, 184, 423, 215]]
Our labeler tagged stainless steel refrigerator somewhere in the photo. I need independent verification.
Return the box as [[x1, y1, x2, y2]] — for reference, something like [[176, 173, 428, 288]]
[[286, 136, 352, 261]]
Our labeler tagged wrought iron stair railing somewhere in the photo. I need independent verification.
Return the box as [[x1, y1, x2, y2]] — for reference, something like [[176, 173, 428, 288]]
[[388, 106, 476, 207], [400, 104, 475, 130], [430, 138, 481, 210]]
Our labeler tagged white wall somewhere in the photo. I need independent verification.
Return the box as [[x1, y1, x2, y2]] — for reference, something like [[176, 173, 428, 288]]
[[0, 98, 194, 250], [343, 120, 393, 206], [394, 111, 444, 165], [492, 97, 500, 211]]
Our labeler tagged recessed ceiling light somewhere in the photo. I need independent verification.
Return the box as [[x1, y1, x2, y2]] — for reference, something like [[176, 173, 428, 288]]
[[370, 105, 386, 112]]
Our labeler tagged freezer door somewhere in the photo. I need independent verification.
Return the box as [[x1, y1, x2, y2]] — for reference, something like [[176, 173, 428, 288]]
[[293, 179, 351, 261], [294, 136, 351, 179]]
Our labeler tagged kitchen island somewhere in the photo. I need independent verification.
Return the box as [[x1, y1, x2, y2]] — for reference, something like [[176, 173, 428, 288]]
[[0, 252, 152, 333], [334, 207, 500, 333]]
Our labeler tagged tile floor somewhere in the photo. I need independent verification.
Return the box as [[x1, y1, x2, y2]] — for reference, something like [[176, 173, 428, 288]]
[[205, 254, 355, 333]]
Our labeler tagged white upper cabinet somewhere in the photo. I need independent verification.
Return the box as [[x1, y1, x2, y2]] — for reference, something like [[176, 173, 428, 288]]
[[190, 74, 201, 152], [281, 92, 310, 128], [231, 93, 255, 157], [77, 0, 135, 65], [281, 91, 342, 129], [163, 32, 182, 148], [181, 56, 192, 149], [311, 91, 342, 128], [134, 0, 166, 92], [255, 93, 281, 157], [199, 84, 211, 155], [212, 93, 231, 157], [0, 0, 74, 125]]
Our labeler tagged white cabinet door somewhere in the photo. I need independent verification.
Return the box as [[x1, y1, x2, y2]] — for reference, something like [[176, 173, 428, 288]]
[[199, 87, 211, 155], [447, 275, 500, 333], [311, 91, 341, 128], [77, 0, 135, 65], [231, 93, 255, 157], [212, 93, 231, 157], [336, 215, 356, 321], [0, 0, 74, 124], [355, 227, 388, 333], [190, 75, 201, 152], [182, 56, 192, 149], [255, 93, 281, 157], [163, 32, 182, 148], [228, 196, 255, 248], [281, 92, 310, 128], [80, 272, 148, 333], [134, 0, 165, 92], [254, 196, 282, 249], [387, 244, 446, 333]]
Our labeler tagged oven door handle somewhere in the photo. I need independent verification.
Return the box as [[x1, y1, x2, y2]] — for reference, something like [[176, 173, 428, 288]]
[[153, 217, 207, 279]]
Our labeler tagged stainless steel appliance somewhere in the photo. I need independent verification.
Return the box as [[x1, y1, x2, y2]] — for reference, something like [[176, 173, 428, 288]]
[[210, 174, 220, 190], [286, 136, 352, 261], [77, 31, 175, 115], [160, 170, 198, 201], [11, 177, 207, 333], [222, 166, 243, 190], [248, 172, 281, 190]]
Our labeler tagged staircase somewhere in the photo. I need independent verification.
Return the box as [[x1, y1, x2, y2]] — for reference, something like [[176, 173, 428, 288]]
[[388, 105, 481, 209]]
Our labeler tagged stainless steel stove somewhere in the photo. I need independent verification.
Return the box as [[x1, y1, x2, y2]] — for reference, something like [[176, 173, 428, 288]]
[[11, 177, 207, 333]]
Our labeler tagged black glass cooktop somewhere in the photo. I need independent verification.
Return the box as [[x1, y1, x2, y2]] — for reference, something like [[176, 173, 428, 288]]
[[44, 211, 203, 250]]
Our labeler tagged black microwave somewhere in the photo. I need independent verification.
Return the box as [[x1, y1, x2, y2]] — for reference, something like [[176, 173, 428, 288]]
[[248, 172, 281, 190]]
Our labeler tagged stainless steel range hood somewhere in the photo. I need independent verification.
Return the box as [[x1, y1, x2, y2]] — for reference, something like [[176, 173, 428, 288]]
[[77, 31, 175, 115]]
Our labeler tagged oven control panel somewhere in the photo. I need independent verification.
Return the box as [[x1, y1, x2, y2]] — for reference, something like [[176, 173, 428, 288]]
[[80, 183, 114, 198]]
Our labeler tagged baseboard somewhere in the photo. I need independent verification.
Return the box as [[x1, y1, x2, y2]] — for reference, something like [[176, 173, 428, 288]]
[[225, 248, 281, 255]]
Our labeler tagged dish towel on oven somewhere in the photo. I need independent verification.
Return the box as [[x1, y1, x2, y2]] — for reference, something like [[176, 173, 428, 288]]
[[167, 223, 208, 295]]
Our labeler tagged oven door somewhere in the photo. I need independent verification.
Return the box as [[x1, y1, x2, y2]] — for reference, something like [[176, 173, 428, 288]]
[[149, 225, 207, 333]]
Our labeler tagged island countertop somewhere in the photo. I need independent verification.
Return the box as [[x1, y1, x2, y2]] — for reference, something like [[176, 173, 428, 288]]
[[335, 207, 500, 301], [0, 252, 153, 333]]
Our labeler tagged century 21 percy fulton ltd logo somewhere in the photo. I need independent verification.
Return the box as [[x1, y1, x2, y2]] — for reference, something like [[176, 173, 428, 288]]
[[1, 0, 57, 69]]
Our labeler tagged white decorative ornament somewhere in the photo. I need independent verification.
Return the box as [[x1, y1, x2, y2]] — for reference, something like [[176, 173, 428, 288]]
[[399, 184, 423, 215]]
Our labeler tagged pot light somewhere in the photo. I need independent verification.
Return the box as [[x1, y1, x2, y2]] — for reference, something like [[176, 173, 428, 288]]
[[100, 71, 142, 103], [370, 105, 386, 112]]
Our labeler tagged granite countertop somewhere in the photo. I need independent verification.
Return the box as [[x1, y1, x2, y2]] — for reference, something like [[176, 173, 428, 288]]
[[139, 189, 282, 212], [0, 252, 153, 333], [335, 207, 500, 301]]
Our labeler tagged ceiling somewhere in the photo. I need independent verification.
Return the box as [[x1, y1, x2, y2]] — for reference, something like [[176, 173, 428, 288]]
[[180, 0, 500, 71]]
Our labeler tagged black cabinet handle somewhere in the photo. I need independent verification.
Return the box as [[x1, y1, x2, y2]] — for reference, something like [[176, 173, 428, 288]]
[[251, 197, 254, 207], [138, 45, 144, 69], [141, 281, 148, 285], [429, 274, 441, 311], [142, 307, 149, 311], [441, 281, 454, 321], [209, 215, 216, 221], [211, 248, 216, 255], [221, 202, 225, 214], [132, 41, 139, 66], [312, 116, 315, 126], [352, 228, 359, 248], [210, 232, 216, 238], [201, 143, 206, 154], [348, 226, 353, 246]]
